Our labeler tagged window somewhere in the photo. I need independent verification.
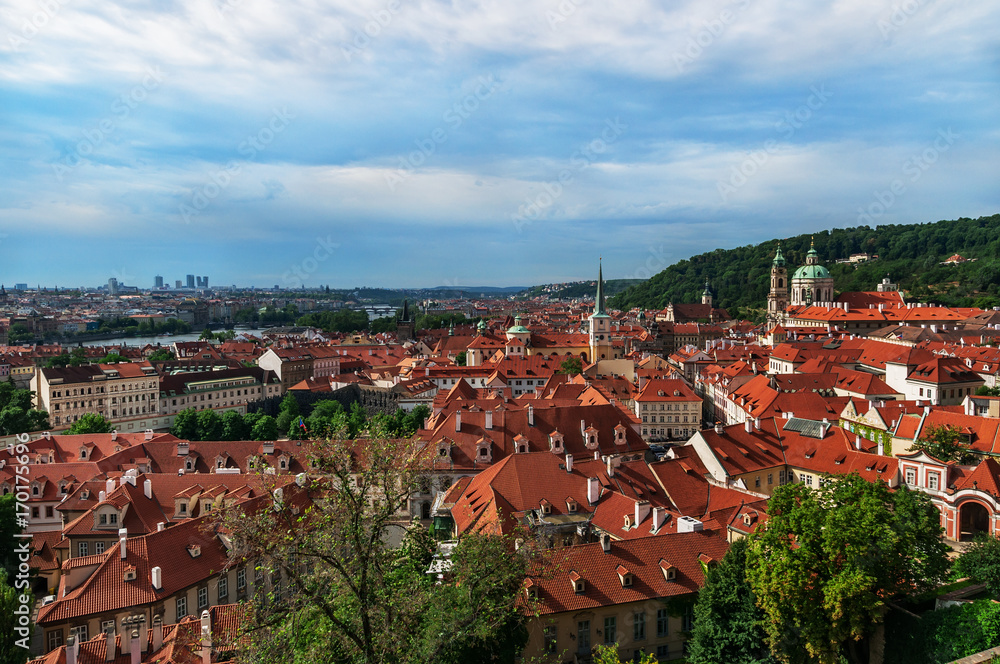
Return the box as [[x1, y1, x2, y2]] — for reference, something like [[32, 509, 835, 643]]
[[543, 625, 557, 653], [79, 541, 89, 557], [634, 611, 646, 640], [804, 475, 813, 487], [218, 576, 228, 599], [101, 619, 116, 636], [928, 473, 939, 490], [237, 568, 246, 591], [69, 625, 88, 643], [99, 513, 107, 525], [32, 507, 39, 519], [95, 541, 105, 555], [768, 473, 773, 485], [577, 621, 591, 654], [905, 468, 916, 485], [109, 513, 118, 525], [682, 605, 694, 632], [604, 616, 617, 644], [47, 630, 63, 651], [198, 586, 209, 610], [656, 609, 669, 638], [656, 644, 670, 659], [176, 595, 187, 619]]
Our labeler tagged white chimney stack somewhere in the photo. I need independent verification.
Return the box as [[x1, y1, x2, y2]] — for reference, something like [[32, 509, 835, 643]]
[[600, 532, 611, 553], [104, 627, 115, 662], [152, 566, 162, 590], [635, 500, 650, 525], [200, 610, 212, 664], [99, 490, 106, 502], [454, 411, 461, 432], [565, 454, 573, 473], [855, 435, 862, 450], [485, 409, 493, 430], [528, 405, 534, 426], [588, 477, 600, 504], [144, 479, 152, 499], [744, 419, 752, 433], [67, 636, 79, 664], [157, 521, 165, 532], [106, 478, 115, 495], [652, 506, 666, 532], [152, 616, 163, 651], [119, 528, 128, 559]]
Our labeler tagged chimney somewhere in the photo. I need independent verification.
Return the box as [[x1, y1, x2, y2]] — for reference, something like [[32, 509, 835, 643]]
[[151, 566, 162, 590], [606, 456, 615, 478], [600, 532, 611, 553], [565, 454, 573, 473], [152, 616, 163, 651], [104, 627, 115, 662], [819, 418, 830, 437], [877, 440, 884, 456], [111, 430, 118, 441], [855, 434, 862, 450], [714, 423, 724, 434], [130, 630, 140, 664], [580, 419, 586, 438], [106, 478, 115, 495], [143, 479, 152, 499], [200, 610, 212, 664], [652, 506, 666, 532], [262, 441, 275, 455], [67, 636, 79, 664], [177, 442, 189, 457], [587, 477, 600, 504], [99, 490, 106, 502], [455, 411, 462, 432], [144, 429, 154, 441], [635, 500, 650, 525], [744, 418, 752, 433], [485, 409, 493, 430], [528, 405, 534, 426], [119, 528, 128, 559]]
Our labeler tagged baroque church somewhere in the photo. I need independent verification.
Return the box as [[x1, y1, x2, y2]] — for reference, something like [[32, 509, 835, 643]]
[[767, 239, 835, 323]]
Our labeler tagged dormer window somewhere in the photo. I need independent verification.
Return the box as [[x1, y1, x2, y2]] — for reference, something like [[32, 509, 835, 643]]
[[548, 431, 564, 454], [178, 501, 188, 516], [659, 559, 676, 581], [616, 564, 633, 587], [187, 545, 201, 558], [566, 498, 578, 513], [185, 459, 194, 471], [623, 515, 632, 529], [540, 500, 552, 515], [569, 571, 585, 594], [123, 566, 136, 582]]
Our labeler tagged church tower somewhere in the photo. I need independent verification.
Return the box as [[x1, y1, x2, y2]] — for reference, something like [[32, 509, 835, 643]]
[[701, 279, 713, 307], [397, 299, 415, 341], [767, 244, 789, 323], [790, 237, 834, 306], [589, 260, 613, 362]]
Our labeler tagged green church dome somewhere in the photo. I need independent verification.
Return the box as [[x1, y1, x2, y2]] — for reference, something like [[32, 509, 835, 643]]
[[792, 264, 831, 280]]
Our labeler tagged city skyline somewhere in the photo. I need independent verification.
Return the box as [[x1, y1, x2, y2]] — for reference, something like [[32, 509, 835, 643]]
[[1, 0, 997, 288]]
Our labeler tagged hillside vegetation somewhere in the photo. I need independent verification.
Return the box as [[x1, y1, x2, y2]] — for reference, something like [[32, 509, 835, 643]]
[[609, 214, 1000, 314]]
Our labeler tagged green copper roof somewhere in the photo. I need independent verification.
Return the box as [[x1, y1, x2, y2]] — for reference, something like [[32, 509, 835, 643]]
[[507, 314, 530, 334], [592, 261, 610, 318], [792, 264, 832, 280], [773, 245, 786, 267]]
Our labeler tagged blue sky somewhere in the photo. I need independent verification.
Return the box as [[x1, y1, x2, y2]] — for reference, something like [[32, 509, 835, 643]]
[[1, 0, 997, 289]]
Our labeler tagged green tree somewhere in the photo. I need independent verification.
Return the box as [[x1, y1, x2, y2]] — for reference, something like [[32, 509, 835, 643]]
[[66, 413, 113, 435], [196, 409, 224, 441], [913, 424, 978, 464], [954, 535, 1000, 598], [592, 644, 656, 664], [222, 410, 251, 441], [147, 348, 176, 362], [99, 352, 130, 364], [0, 570, 30, 664], [220, 435, 541, 664], [0, 494, 24, 580], [559, 356, 583, 375], [689, 537, 776, 664], [171, 408, 200, 440], [455, 351, 467, 366], [251, 414, 279, 441], [200, 328, 216, 340], [746, 474, 950, 664]]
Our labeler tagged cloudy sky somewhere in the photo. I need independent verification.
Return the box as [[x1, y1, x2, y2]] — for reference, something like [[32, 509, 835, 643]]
[[1, 0, 997, 289]]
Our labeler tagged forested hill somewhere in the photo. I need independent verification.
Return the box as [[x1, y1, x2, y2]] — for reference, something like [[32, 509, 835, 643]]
[[609, 214, 1000, 315]]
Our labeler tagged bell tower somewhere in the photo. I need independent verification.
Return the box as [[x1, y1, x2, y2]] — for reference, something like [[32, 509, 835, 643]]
[[589, 260, 613, 362], [767, 245, 788, 323]]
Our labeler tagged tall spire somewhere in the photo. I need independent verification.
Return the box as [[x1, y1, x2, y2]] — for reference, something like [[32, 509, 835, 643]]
[[594, 259, 607, 316], [773, 243, 785, 267]]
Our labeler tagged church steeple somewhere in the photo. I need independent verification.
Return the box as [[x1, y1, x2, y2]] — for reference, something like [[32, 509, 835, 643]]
[[593, 259, 607, 317]]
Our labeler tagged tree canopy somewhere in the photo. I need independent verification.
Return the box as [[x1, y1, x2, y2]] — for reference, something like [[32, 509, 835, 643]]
[[746, 474, 949, 664], [66, 413, 114, 435], [913, 424, 978, 465]]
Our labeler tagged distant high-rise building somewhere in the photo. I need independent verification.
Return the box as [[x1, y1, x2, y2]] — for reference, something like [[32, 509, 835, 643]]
[[14, 283, 27, 291], [202, 276, 209, 288], [186, 274, 195, 289], [154, 275, 164, 288], [175, 280, 182, 288], [108, 277, 119, 295]]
